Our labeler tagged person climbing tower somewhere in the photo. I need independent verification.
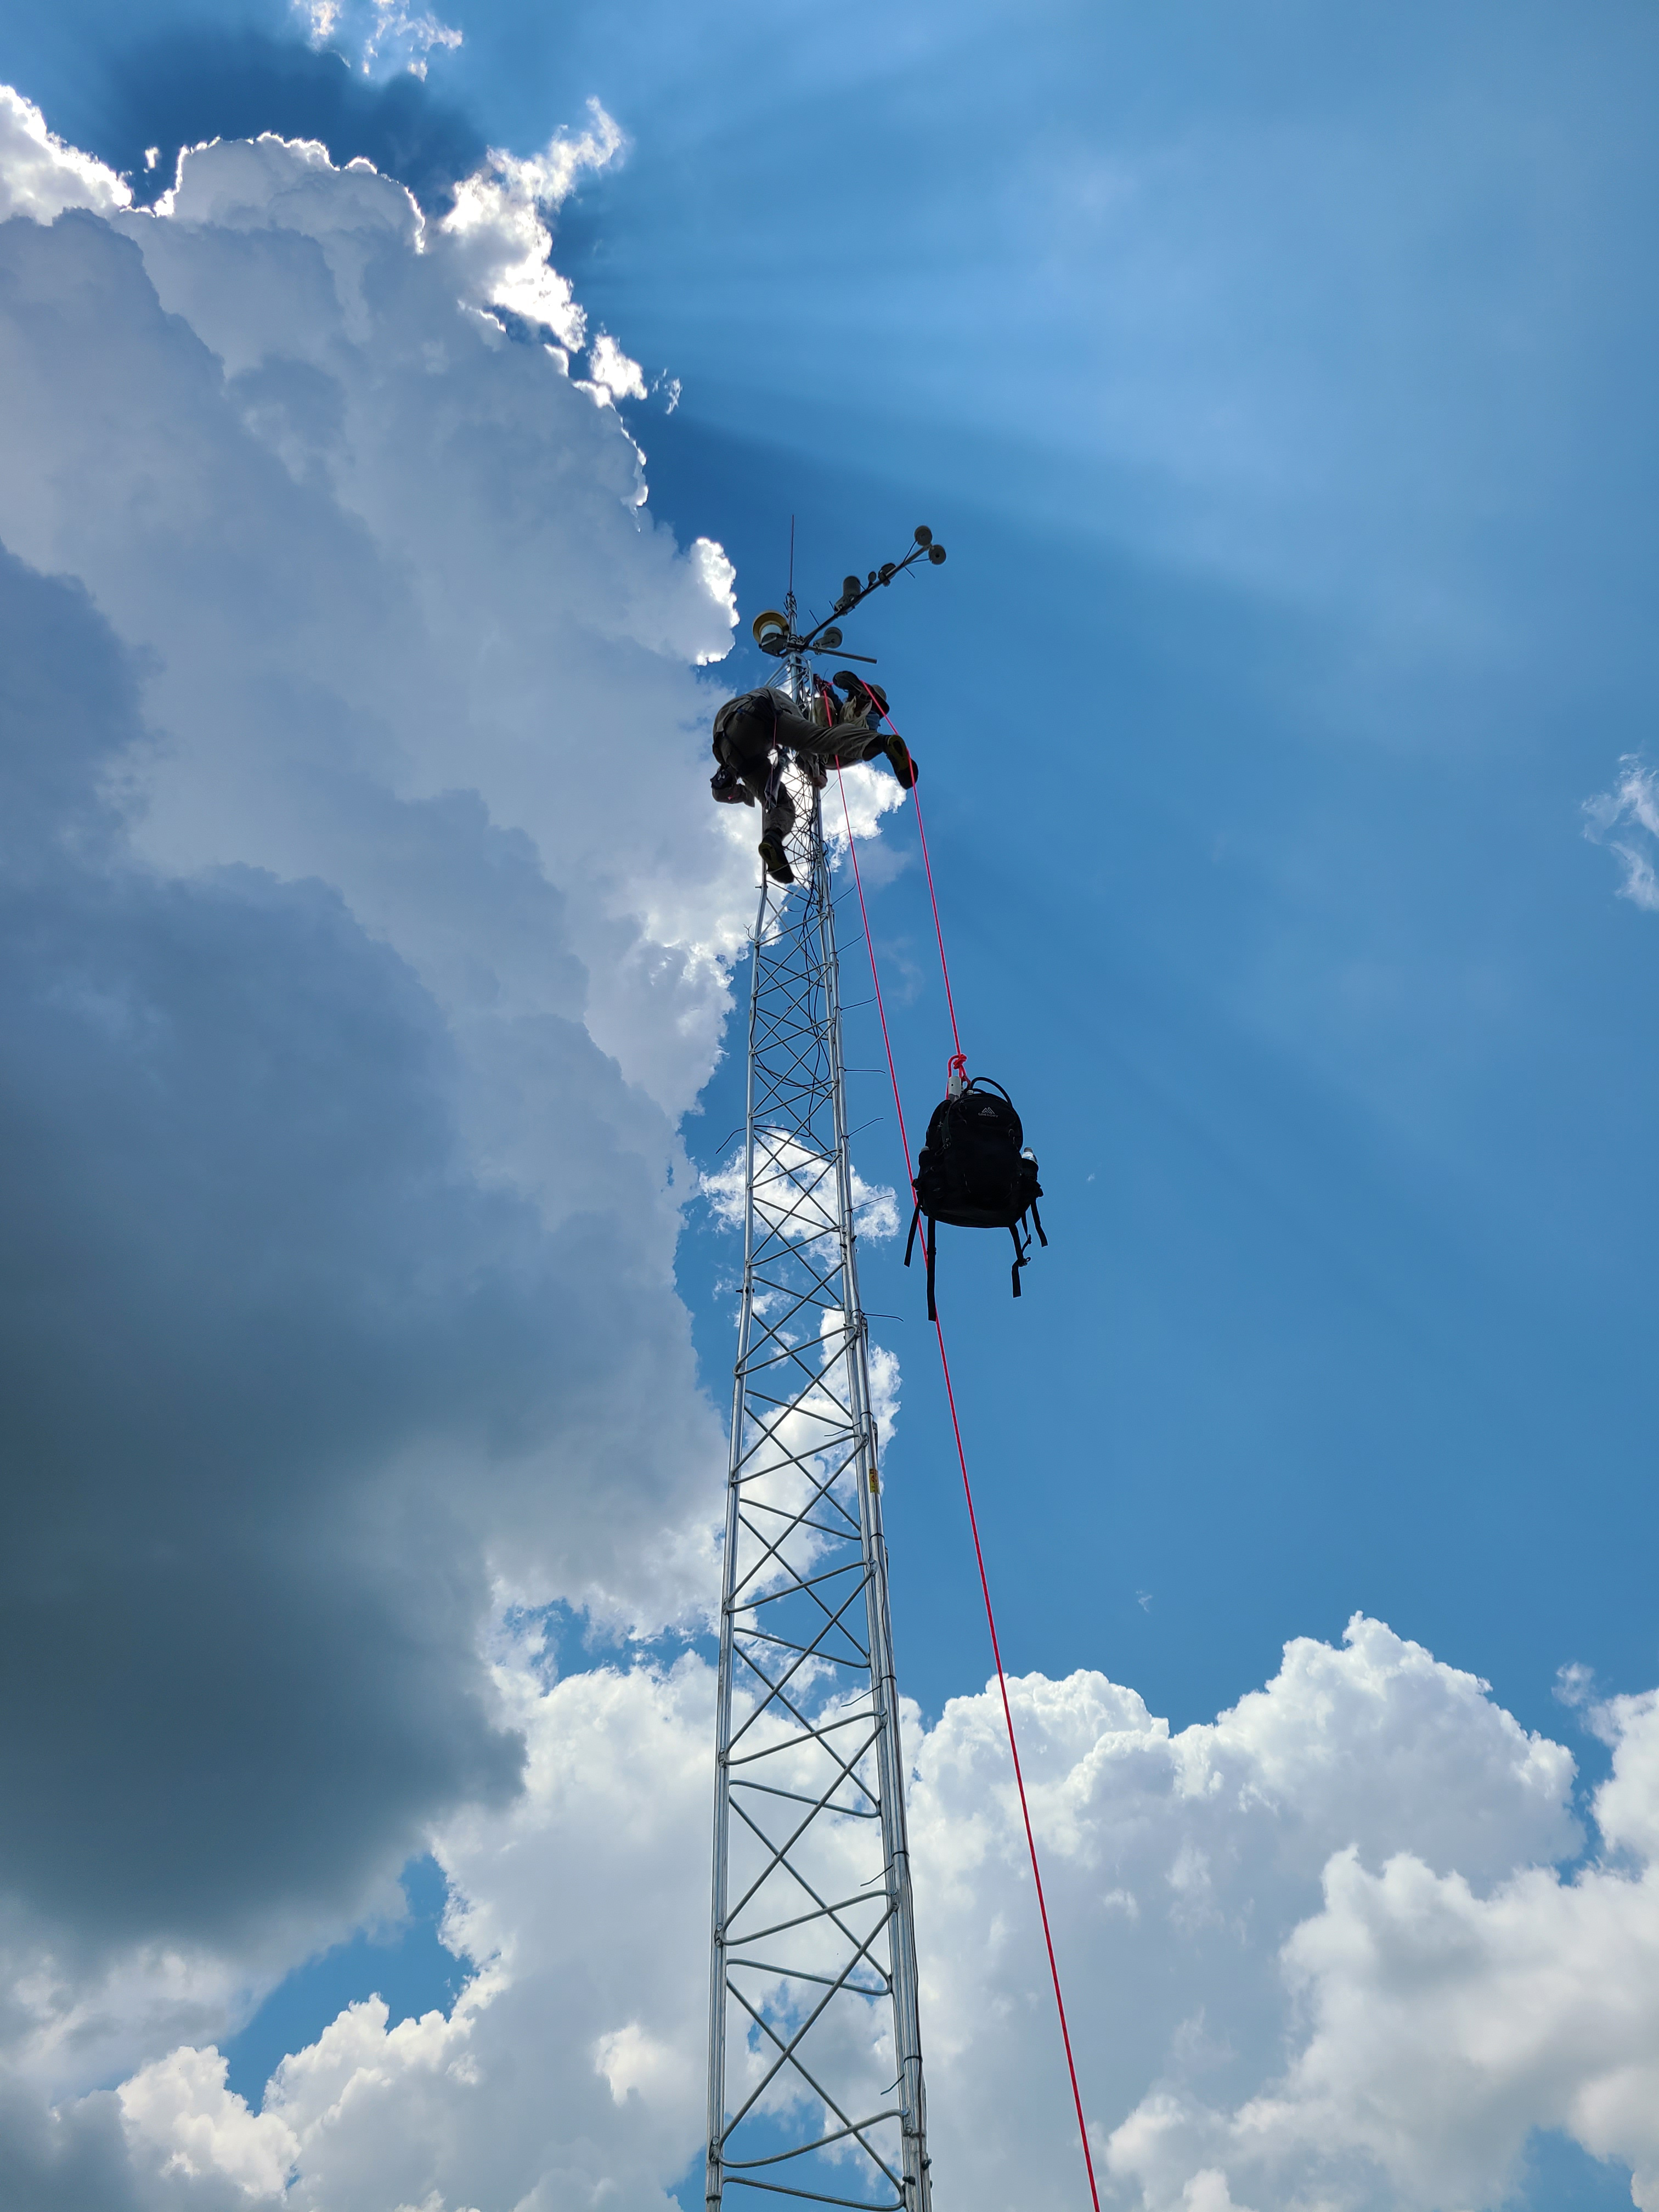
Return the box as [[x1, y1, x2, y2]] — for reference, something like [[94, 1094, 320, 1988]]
[[710, 672, 918, 885]]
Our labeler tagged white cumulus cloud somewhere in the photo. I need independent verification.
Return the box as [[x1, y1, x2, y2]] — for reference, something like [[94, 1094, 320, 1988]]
[[0, 82, 131, 221], [702, 1131, 900, 1244], [79, 1617, 1659, 2211], [587, 329, 649, 403], [292, 0, 465, 81], [439, 102, 625, 349], [1584, 754, 1659, 911], [120, 2046, 300, 2199]]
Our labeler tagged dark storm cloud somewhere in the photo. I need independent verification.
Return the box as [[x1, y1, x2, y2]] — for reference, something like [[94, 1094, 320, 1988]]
[[0, 2082, 138, 2212], [0, 119, 737, 2163], [0, 543, 572, 1949]]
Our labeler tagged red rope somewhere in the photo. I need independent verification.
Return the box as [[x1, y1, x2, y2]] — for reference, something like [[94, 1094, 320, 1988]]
[[848, 681, 963, 1063], [833, 766, 1102, 2212], [910, 786, 963, 1066], [932, 1336, 1102, 2212], [834, 761, 913, 1174]]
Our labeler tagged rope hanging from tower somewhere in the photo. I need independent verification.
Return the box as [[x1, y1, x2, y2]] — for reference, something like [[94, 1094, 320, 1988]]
[[842, 681, 1047, 1313], [834, 761, 1101, 2212]]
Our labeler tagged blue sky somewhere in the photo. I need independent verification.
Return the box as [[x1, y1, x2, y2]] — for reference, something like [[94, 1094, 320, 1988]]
[[2, 4, 1658, 2207], [515, 0, 1659, 1733]]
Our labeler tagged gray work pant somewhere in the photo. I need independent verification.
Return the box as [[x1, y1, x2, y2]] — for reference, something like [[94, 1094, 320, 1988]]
[[714, 710, 885, 844]]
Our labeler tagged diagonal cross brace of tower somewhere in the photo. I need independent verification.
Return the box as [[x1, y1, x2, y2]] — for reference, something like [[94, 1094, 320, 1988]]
[[706, 691, 933, 2209]]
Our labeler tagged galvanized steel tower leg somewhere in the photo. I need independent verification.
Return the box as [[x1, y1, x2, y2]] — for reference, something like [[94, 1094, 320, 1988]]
[[705, 746, 934, 2212]]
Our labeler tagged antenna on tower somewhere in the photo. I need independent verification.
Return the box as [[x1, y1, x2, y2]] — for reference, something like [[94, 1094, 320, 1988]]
[[704, 530, 944, 2212]]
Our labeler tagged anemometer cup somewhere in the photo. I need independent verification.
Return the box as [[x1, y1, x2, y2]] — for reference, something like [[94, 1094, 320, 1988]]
[[927, 544, 947, 564]]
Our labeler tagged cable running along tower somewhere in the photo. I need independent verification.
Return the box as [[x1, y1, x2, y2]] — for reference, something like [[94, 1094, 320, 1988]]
[[706, 534, 945, 2212]]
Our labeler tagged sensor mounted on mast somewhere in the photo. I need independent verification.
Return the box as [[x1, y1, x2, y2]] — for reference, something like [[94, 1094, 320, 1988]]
[[747, 526, 947, 675]]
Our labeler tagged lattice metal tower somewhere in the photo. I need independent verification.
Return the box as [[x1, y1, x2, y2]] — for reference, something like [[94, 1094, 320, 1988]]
[[705, 597, 934, 2212]]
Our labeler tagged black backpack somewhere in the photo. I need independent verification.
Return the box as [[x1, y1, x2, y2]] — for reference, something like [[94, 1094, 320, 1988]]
[[903, 1076, 1047, 1319]]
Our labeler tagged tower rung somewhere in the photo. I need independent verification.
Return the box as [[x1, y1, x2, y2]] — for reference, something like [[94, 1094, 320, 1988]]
[[721, 2112, 906, 2167], [723, 2180, 904, 2209]]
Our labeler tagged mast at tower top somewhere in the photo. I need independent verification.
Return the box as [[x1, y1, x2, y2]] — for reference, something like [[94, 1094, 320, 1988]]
[[750, 524, 947, 704]]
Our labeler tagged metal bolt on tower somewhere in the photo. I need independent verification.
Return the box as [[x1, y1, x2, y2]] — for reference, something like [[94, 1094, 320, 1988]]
[[706, 606, 934, 2211]]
